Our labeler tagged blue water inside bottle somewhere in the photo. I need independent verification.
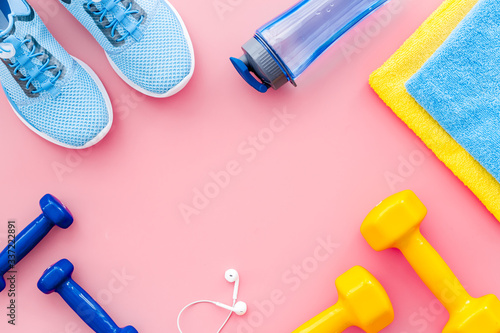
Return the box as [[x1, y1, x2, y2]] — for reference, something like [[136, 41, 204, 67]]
[[231, 0, 389, 93]]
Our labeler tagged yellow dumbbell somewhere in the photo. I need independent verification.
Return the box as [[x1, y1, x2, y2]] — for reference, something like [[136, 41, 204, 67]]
[[361, 190, 500, 332], [292, 266, 394, 333]]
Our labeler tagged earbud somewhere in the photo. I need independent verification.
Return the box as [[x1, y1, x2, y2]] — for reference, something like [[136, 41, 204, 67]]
[[214, 301, 247, 315], [177, 269, 248, 333], [225, 269, 239, 300], [224, 269, 238, 283]]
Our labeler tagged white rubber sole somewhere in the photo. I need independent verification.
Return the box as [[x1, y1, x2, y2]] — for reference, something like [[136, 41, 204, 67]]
[[7, 56, 113, 150], [105, 0, 195, 98]]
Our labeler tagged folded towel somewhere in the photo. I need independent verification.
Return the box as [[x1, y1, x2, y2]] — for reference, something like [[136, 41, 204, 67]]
[[406, 0, 500, 183], [369, 0, 500, 221]]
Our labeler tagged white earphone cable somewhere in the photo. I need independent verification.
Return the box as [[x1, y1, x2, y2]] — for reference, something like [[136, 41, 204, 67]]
[[177, 300, 236, 333]]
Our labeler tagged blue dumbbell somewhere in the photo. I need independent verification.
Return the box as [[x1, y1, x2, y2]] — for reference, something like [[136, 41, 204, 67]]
[[38, 259, 138, 333], [0, 194, 73, 292]]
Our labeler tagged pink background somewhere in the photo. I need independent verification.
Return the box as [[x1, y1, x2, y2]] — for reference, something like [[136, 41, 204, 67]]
[[1, 0, 500, 332]]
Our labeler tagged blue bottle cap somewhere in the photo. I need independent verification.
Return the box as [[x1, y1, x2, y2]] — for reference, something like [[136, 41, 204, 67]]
[[230, 57, 268, 93], [231, 37, 293, 93]]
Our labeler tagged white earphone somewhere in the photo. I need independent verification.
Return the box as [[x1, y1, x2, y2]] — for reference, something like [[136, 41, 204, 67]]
[[225, 269, 240, 300], [177, 269, 248, 333]]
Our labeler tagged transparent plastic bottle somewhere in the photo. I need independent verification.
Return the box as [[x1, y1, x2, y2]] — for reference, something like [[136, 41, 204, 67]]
[[230, 0, 389, 93]]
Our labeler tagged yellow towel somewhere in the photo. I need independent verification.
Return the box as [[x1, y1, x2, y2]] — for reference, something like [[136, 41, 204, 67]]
[[370, 0, 500, 221]]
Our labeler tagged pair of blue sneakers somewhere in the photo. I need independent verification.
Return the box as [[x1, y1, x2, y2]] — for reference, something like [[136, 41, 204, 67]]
[[0, 0, 194, 148]]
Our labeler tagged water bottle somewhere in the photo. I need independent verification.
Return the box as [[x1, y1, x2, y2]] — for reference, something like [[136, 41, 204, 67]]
[[230, 0, 389, 93]]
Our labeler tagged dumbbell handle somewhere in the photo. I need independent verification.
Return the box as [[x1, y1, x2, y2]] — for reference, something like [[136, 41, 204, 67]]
[[398, 228, 471, 312], [56, 277, 123, 333], [292, 302, 349, 333], [0, 215, 53, 275]]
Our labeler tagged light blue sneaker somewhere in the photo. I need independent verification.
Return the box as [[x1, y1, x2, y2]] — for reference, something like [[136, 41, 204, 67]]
[[0, 0, 112, 149], [60, 0, 195, 98]]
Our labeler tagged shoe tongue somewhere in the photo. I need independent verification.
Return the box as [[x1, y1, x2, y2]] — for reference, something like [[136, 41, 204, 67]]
[[0, 1, 11, 33], [7, 0, 30, 17], [0, 0, 30, 36], [0, 14, 12, 37]]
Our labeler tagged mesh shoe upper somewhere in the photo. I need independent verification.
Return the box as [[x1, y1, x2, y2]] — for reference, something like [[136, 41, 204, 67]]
[[61, 0, 194, 96], [0, 2, 111, 148]]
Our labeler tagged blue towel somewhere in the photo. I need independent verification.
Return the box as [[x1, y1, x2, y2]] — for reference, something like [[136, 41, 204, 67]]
[[405, 0, 500, 182]]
